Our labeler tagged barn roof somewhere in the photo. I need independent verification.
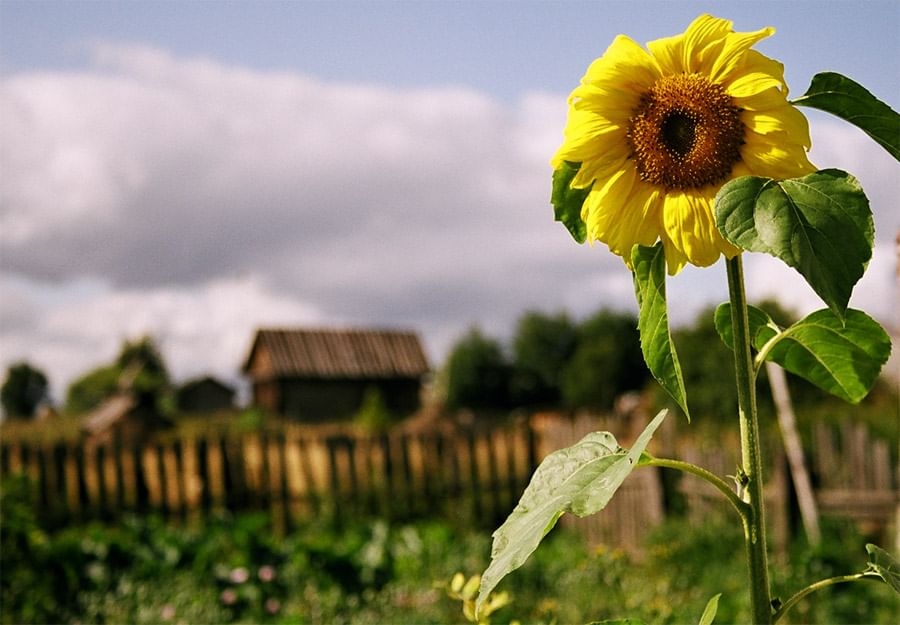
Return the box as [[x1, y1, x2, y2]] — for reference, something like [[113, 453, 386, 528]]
[[242, 328, 430, 379], [81, 393, 138, 435]]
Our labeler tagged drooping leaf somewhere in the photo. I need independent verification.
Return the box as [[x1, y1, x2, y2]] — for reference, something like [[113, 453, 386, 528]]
[[715, 170, 874, 319], [476, 410, 668, 616], [632, 243, 689, 418], [714, 303, 779, 352], [792, 72, 900, 161], [698, 593, 722, 625], [551, 161, 590, 243], [759, 309, 889, 404], [865, 543, 900, 593]]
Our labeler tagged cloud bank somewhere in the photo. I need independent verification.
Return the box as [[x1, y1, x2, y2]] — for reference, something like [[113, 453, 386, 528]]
[[1, 45, 896, 400]]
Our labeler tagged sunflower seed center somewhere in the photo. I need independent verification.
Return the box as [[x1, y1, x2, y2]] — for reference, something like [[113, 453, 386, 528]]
[[627, 73, 744, 190]]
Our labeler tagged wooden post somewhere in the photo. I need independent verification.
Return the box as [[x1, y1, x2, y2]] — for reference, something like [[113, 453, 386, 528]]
[[766, 362, 821, 545]]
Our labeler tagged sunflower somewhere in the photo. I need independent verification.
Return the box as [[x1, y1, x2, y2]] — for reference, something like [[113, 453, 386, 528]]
[[552, 14, 815, 274]]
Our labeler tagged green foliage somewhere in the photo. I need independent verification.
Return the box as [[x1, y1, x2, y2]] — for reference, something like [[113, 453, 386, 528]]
[[65, 364, 121, 414], [354, 386, 395, 432], [560, 310, 648, 411], [632, 243, 689, 418], [792, 72, 900, 161], [444, 327, 511, 411], [865, 544, 900, 593], [65, 336, 171, 414], [476, 411, 666, 615], [510, 310, 578, 406], [1, 361, 49, 419], [715, 170, 873, 320], [551, 161, 590, 243], [671, 309, 738, 422], [2, 473, 893, 625], [716, 305, 891, 404]]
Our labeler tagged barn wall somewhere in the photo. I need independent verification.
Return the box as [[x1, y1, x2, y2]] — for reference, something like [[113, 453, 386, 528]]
[[276, 378, 421, 421]]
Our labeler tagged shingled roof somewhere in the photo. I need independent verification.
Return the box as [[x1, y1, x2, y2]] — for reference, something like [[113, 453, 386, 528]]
[[243, 328, 430, 379]]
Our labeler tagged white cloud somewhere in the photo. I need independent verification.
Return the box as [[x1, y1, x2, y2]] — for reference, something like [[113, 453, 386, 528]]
[[1, 45, 896, 403], [0, 274, 322, 402]]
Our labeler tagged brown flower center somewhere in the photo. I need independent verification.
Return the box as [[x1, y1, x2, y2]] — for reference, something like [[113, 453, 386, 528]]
[[627, 73, 744, 190]]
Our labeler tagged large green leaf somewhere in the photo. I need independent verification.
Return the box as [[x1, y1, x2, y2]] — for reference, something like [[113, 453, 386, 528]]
[[715, 170, 874, 319], [475, 410, 668, 616], [792, 72, 900, 162], [864, 544, 900, 593], [757, 309, 889, 404], [551, 161, 590, 243], [632, 243, 689, 418]]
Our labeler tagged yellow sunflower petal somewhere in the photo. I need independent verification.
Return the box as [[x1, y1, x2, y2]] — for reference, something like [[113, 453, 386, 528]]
[[733, 86, 791, 112], [571, 150, 629, 189], [583, 161, 637, 238], [709, 26, 775, 84], [661, 191, 723, 269], [582, 34, 661, 93], [659, 228, 689, 275], [646, 31, 686, 75], [743, 106, 812, 148], [608, 185, 662, 264], [681, 14, 734, 73], [723, 49, 785, 98], [550, 108, 623, 169], [741, 133, 816, 178]]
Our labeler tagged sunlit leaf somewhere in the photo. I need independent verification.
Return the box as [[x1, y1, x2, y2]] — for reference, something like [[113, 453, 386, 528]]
[[793, 72, 900, 161], [698, 593, 721, 625], [551, 161, 590, 243], [476, 410, 667, 616], [715, 170, 873, 319], [633, 243, 689, 418], [865, 543, 900, 594]]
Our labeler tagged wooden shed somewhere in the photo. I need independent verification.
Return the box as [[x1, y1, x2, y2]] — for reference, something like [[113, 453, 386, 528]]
[[81, 392, 172, 447], [175, 376, 235, 414], [242, 328, 430, 421]]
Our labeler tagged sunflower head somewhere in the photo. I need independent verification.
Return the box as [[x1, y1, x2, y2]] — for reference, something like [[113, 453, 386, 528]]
[[552, 14, 815, 274]]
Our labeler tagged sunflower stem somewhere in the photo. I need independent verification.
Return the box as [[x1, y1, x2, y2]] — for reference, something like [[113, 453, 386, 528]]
[[726, 254, 773, 625]]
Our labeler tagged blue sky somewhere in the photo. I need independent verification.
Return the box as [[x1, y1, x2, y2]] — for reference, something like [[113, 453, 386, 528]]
[[1, 0, 898, 401], [4, 1, 898, 100]]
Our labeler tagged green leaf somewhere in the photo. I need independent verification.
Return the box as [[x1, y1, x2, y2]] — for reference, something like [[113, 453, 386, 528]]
[[865, 544, 900, 593], [551, 161, 590, 243], [475, 410, 668, 616], [698, 593, 721, 625], [632, 243, 689, 419], [761, 309, 890, 404], [714, 303, 778, 352], [588, 620, 648, 625], [715, 170, 874, 319], [792, 72, 900, 161]]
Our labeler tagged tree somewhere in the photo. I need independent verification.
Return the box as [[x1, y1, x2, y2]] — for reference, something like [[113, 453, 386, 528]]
[[1, 362, 49, 419], [65, 336, 171, 414], [560, 310, 649, 411], [510, 310, 578, 407], [444, 327, 511, 411]]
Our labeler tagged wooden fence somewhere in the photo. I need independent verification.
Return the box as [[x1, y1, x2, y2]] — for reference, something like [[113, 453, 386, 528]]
[[0, 421, 538, 531], [1, 416, 896, 549]]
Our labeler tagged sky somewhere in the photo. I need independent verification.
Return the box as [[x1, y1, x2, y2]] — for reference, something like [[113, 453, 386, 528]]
[[1, 0, 899, 404]]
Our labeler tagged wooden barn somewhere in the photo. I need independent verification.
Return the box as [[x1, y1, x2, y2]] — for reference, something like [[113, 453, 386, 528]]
[[242, 328, 430, 421]]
